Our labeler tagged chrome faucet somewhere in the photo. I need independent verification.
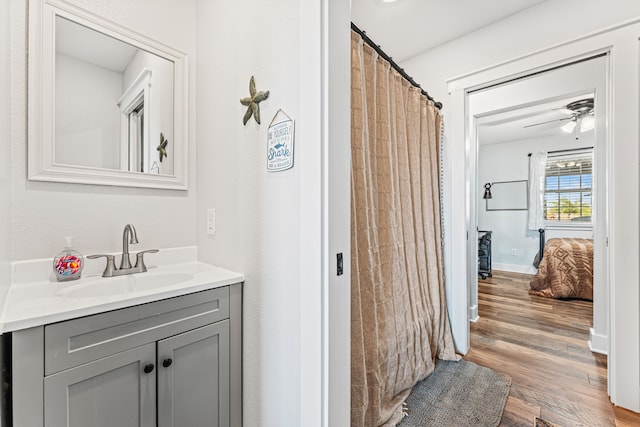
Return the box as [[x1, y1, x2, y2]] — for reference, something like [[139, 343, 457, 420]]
[[88, 224, 159, 277]]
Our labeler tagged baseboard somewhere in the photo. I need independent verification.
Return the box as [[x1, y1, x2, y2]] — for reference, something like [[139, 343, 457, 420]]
[[588, 328, 608, 355], [468, 305, 479, 323], [492, 262, 537, 275]]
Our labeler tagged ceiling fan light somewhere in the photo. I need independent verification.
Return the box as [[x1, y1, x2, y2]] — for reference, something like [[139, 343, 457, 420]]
[[580, 116, 595, 132], [561, 120, 576, 133]]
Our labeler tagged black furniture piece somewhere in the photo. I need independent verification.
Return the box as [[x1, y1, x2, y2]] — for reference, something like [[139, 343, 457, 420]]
[[533, 228, 545, 268], [478, 230, 492, 279]]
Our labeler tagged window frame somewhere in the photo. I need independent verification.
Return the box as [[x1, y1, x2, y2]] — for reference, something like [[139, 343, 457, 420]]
[[543, 149, 594, 229]]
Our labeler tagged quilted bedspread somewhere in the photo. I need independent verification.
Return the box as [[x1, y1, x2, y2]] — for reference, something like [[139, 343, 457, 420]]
[[529, 237, 593, 300]]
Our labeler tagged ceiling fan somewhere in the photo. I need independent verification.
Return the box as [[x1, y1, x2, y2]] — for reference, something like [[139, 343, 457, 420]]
[[523, 98, 595, 133]]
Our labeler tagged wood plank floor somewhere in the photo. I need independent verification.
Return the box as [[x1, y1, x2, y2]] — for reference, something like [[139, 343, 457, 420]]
[[463, 270, 640, 427]]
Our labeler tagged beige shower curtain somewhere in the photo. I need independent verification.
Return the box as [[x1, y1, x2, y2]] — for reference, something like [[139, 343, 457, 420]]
[[350, 31, 459, 427]]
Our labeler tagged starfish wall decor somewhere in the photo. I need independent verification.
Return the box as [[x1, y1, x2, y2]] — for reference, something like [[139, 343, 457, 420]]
[[157, 132, 168, 162], [240, 76, 269, 125]]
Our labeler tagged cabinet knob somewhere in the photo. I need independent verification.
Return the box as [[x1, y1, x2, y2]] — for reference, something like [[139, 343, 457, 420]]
[[143, 363, 155, 374], [162, 358, 173, 368]]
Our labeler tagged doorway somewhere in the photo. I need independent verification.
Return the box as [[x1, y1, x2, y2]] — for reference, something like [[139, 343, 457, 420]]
[[466, 55, 609, 354]]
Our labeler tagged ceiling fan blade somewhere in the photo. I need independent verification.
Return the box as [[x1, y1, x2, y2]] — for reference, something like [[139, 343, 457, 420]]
[[551, 107, 574, 115], [523, 116, 573, 128]]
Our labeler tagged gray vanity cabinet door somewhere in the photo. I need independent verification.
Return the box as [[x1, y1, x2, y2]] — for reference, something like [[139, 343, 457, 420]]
[[157, 320, 230, 427], [43, 343, 157, 427]]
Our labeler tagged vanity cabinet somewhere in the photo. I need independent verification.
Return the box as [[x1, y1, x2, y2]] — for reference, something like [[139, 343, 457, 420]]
[[44, 342, 158, 427], [157, 321, 230, 427], [10, 284, 242, 427]]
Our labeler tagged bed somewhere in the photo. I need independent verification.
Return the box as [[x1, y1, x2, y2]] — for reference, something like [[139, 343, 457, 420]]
[[529, 237, 594, 300]]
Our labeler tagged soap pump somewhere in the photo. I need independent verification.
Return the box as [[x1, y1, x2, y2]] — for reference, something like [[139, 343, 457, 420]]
[[53, 236, 84, 282]]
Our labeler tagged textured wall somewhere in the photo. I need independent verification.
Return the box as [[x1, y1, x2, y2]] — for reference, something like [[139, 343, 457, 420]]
[[10, 0, 197, 261], [194, 1, 302, 425], [194, 0, 350, 424], [401, 0, 640, 104], [1, 0, 12, 311]]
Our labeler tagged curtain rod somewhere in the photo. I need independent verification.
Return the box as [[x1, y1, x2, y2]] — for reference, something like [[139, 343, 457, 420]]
[[527, 147, 593, 157], [351, 22, 442, 110]]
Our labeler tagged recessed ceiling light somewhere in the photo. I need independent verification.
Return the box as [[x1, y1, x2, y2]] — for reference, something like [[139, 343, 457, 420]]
[[378, 0, 403, 5]]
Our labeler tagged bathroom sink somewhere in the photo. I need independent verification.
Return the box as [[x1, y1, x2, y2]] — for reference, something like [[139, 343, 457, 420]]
[[60, 272, 194, 298]]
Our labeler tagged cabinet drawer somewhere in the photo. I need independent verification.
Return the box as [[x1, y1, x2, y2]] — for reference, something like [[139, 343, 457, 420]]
[[44, 286, 230, 375]]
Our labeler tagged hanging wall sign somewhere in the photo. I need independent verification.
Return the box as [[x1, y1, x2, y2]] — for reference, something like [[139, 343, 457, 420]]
[[267, 109, 295, 171]]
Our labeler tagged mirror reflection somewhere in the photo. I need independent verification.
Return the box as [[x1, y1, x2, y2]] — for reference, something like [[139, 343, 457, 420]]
[[54, 16, 174, 175]]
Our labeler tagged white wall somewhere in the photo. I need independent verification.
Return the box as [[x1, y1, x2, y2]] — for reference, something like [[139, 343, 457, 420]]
[[478, 134, 594, 273], [10, 0, 197, 261], [55, 53, 122, 169], [195, 0, 351, 425], [1, 0, 12, 304], [401, 0, 640, 105], [195, 1, 301, 425]]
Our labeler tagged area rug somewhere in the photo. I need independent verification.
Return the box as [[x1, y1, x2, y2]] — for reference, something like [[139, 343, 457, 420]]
[[397, 359, 511, 427], [534, 417, 561, 427]]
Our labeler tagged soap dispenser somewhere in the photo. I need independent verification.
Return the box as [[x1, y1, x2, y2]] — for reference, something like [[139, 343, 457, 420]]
[[53, 236, 84, 282]]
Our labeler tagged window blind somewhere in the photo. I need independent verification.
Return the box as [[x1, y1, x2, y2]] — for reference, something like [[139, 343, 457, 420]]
[[544, 151, 593, 222]]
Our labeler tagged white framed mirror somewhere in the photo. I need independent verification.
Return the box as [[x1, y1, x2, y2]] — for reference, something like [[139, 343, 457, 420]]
[[28, 0, 188, 190]]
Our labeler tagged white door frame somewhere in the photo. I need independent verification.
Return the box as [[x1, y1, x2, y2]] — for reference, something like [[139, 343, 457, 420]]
[[446, 19, 640, 411], [467, 55, 608, 352], [299, 0, 351, 426]]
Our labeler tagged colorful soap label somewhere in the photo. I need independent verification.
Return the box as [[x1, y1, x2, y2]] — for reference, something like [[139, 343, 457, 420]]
[[55, 255, 82, 277]]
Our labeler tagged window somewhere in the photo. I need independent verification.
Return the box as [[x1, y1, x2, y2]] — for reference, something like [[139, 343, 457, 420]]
[[544, 151, 593, 224]]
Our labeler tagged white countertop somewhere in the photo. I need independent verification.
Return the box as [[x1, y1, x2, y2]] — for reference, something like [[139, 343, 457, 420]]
[[1, 247, 243, 333]]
